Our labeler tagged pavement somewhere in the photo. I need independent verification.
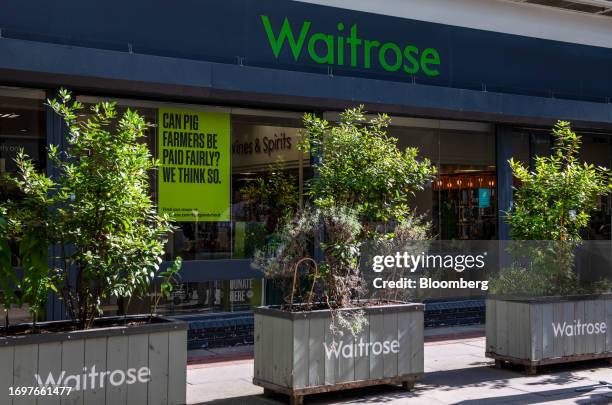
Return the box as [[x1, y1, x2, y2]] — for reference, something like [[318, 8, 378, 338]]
[[186, 325, 486, 364], [186, 325, 612, 405]]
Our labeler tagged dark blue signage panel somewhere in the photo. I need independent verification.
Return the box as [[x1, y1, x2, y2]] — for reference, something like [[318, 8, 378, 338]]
[[1, 0, 611, 102]]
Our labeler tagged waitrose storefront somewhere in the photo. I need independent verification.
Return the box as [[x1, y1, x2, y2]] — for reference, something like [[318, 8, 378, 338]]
[[1, 0, 612, 327]]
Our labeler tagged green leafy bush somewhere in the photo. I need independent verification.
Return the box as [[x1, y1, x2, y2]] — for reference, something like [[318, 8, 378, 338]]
[[300, 106, 436, 224], [3, 89, 177, 329], [255, 106, 436, 335], [491, 121, 612, 296], [507, 121, 612, 241]]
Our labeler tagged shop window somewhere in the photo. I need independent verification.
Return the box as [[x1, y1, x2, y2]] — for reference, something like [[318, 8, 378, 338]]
[[580, 134, 612, 240], [392, 121, 497, 240], [436, 131, 497, 240], [77, 99, 311, 262], [231, 114, 310, 258], [153, 279, 263, 314], [155, 112, 311, 315], [0, 89, 46, 202], [511, 132, 530, 166], [529, 131, 552, 169], [512, 128, 612, 241], [77, 97, 311, 314], [0, 87, 46, 324], [163, 113, 311, 261]]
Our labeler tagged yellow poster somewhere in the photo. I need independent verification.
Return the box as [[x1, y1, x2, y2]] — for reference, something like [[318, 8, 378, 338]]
[[157, 108, 230, 222]]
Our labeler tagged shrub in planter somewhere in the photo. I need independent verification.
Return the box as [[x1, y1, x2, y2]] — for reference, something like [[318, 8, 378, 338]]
[[252, 107, 435, 404], [487, 121, 612, 374], [0, 90, 186, 405]]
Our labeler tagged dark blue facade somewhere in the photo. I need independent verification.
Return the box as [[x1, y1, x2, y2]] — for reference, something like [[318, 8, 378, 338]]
[[2, 0, 612, 104], [0, 0, 611, 128]]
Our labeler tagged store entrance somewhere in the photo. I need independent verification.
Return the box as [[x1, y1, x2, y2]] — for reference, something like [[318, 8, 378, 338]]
[[433, 168, 497, 240], [391, 119, 497, 241]]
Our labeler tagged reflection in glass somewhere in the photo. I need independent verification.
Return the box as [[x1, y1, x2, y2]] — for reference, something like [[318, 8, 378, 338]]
[[392, 123, 497, 240]]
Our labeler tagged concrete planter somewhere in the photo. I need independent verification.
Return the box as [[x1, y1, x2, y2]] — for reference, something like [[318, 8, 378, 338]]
[[0, 316, 187, 405], [486, 294, 612, 374], [253, 303, 424, 405]]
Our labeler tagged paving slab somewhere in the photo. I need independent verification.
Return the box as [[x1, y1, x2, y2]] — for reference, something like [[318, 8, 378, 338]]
[[187, 336, 612, 405], [185, 325, 486, 365]]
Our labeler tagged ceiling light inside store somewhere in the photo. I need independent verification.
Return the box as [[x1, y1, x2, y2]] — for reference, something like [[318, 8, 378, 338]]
[[0, 113, 20, 118]]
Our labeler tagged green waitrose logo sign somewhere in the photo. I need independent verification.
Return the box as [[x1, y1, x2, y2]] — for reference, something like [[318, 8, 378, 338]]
[[158, 108, 230, 222], [261, 15, 441, 77]]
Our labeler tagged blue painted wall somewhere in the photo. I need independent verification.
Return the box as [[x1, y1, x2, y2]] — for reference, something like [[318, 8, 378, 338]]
[[1, 0, 612, 103]]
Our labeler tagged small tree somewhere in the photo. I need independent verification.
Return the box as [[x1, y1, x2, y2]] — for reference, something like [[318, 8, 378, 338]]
[[255, 106, 436, 334], [300, 106, 435, 225], [492, 121, 612, 295], [4, 89, 176, 329]]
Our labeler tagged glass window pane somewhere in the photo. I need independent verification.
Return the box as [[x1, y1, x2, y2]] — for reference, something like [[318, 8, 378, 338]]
[[231, 114, 309, 259], [0, 95, 46, 200], [392, 121, 497, 240], [580, 133, 612, 240], [0, 89, 46, 323]]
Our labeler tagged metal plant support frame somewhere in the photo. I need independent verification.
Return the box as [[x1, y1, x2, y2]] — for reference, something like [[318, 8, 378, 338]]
[[289, 257, 319, 309]]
